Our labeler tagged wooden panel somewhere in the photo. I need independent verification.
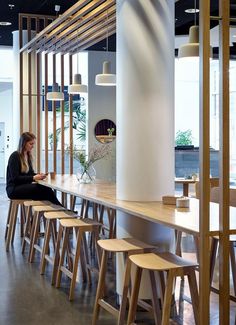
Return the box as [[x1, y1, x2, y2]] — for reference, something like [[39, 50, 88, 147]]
[[20, 0, 96, 52], [199, 0, 211, 324], [60, 54, 65, 174], [19, 15, 23, 133], [20, 0, 116, 54], [69, 55, 73, 175], [47, 4, 116, 53], [36, 52, 41, 172], [219, 0, 230, 323], [44, 53, 49, 172], [52, 54, 57, 172]]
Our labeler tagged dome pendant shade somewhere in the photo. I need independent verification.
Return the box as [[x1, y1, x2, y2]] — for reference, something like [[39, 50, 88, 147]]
[[178, 25, 213, 58], [68, 73, 88, 94], [95, 61, 116, 86], [46, 82, 64, 101]]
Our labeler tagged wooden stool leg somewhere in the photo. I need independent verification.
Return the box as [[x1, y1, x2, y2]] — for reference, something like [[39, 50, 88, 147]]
[[6, 202, 18, 251], [20, 204, 26, 237], [230, 242, 236, 296], [69, 230, 83, 301], [51, 224, 63, 285], [21, 206, 31, 254], [187, 269, 199, 325], [94, 228, 101, 268], [81, 232, 91, 283], [6, 201, 15, 251], [161, 270, 175, 325], [118, 257, 132, 325], [11, 203, 19, 244], [56, 227, 70, 289], [40, 219, 51, 275], [127, 266, 143, 325], [149, 270, 162, 325], [209, 237, 218, 286], [92, 250, 108, 325], [29, 211, 41, 263], [5, 200, 13, 239]]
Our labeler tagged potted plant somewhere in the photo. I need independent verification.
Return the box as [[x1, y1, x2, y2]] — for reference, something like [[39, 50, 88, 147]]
[[175, 129, 194, 150]]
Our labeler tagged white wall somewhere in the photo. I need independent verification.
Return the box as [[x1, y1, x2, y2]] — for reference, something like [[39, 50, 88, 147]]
[[88, 51, 116, 181], [0, 83, 13, 176], [0, 46, 14, 178]]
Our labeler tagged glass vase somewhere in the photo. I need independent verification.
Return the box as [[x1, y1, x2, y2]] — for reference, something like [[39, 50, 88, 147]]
[[76, 164, 96, 184]]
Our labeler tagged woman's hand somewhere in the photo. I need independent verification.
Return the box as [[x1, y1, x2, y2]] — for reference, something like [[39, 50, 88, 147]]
[[33, 173, 47, 181]]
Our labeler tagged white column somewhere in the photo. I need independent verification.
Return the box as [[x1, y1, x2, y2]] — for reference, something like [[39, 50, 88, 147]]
[[116, 0, 175, 296], [12, 30, 37, 150]]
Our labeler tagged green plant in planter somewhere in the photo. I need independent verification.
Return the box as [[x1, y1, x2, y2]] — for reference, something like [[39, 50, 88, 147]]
[[175, 129, 193, 146], [49, 128, 61, 150]]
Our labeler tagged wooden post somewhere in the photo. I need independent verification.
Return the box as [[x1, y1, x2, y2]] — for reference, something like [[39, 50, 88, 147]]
[[199, 0, 211, 324]]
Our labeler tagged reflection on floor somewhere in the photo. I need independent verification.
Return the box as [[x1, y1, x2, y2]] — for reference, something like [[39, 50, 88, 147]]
[[0, 183, 235, 324]]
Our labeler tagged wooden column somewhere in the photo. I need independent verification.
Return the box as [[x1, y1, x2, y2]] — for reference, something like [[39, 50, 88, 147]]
[[219, 0, 230, 323], [199, 0, 211, 324], [69, 54, 74, 175], [44, 53, 49, 172]]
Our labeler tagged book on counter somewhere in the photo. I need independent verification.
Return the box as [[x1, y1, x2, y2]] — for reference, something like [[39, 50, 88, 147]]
[[162, 195, 183, 205]]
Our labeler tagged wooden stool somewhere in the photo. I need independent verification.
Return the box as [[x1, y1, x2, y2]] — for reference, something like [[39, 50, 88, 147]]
[[210, 235, 236, 296], [127, 252, 199, 325], [28, 204, 65, 263], [40, 210, 78, 281], [5, 199, 26, 251], [92, 238, 156, 325], [54, 218, 101, 301], [21, 200, 52, 254]]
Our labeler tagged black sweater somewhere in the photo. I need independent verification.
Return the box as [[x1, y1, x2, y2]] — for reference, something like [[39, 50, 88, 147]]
[[6, 151, 35, 196]]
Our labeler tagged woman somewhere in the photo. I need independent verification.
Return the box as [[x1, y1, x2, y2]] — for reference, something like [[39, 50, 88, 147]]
[[6, 132, 61, 205]]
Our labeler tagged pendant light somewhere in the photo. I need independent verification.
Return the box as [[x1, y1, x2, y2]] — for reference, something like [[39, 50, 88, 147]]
[[46, 54, 64, 101], [95, 10, 116, 86], [46, 82, 64, 101], [178, 0, 213, 58], [68, 53, 88, 94]]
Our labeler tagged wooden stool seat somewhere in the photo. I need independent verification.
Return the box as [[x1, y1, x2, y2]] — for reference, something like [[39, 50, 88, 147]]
[[23, 200, 52, 207], [54, 217, 101, 300], [97, 238, 154, 253], [92, 238, 156, 325], [127, 252, 199, 325], [40, 210, 78, 277], [5, 199, 27, 251], [129, 252, 198, 271]]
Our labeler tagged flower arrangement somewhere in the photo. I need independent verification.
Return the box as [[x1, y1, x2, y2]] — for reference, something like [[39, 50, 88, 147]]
[[69, 144, 111, 183], [107, 127, 115, 136]]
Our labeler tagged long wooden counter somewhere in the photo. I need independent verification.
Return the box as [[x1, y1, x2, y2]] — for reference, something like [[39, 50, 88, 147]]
[[39, 174, 236, 237]]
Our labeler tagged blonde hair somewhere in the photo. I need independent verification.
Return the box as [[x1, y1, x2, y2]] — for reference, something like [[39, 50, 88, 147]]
[[17, 132, 36, 173]]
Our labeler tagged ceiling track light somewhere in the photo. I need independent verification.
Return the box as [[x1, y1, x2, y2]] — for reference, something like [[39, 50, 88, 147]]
[[95, 10, 116, 87]]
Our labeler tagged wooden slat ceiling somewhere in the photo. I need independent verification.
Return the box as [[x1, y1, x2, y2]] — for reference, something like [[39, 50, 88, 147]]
[[20, 0, 116, 54]]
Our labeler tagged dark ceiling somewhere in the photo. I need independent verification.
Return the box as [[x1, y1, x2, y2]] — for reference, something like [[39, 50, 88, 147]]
[[0, 0, 235, 54]]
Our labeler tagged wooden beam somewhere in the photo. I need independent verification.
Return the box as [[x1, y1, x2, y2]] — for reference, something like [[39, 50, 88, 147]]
[[19, 0, 96, 52], [219, 0, 230, 323], [199, 0, 211, 324]]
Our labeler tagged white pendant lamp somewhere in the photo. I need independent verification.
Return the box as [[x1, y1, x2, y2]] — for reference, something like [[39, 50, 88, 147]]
[[46, 82, 64, 101], [95, 61, 116, 86], [95, 10, 116, 86], [178, 1, 213, 59], [68, 53, 88, 94]]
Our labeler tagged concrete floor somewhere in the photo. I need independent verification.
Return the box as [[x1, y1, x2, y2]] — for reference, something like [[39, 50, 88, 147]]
[[0, 183, 235, 324]]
